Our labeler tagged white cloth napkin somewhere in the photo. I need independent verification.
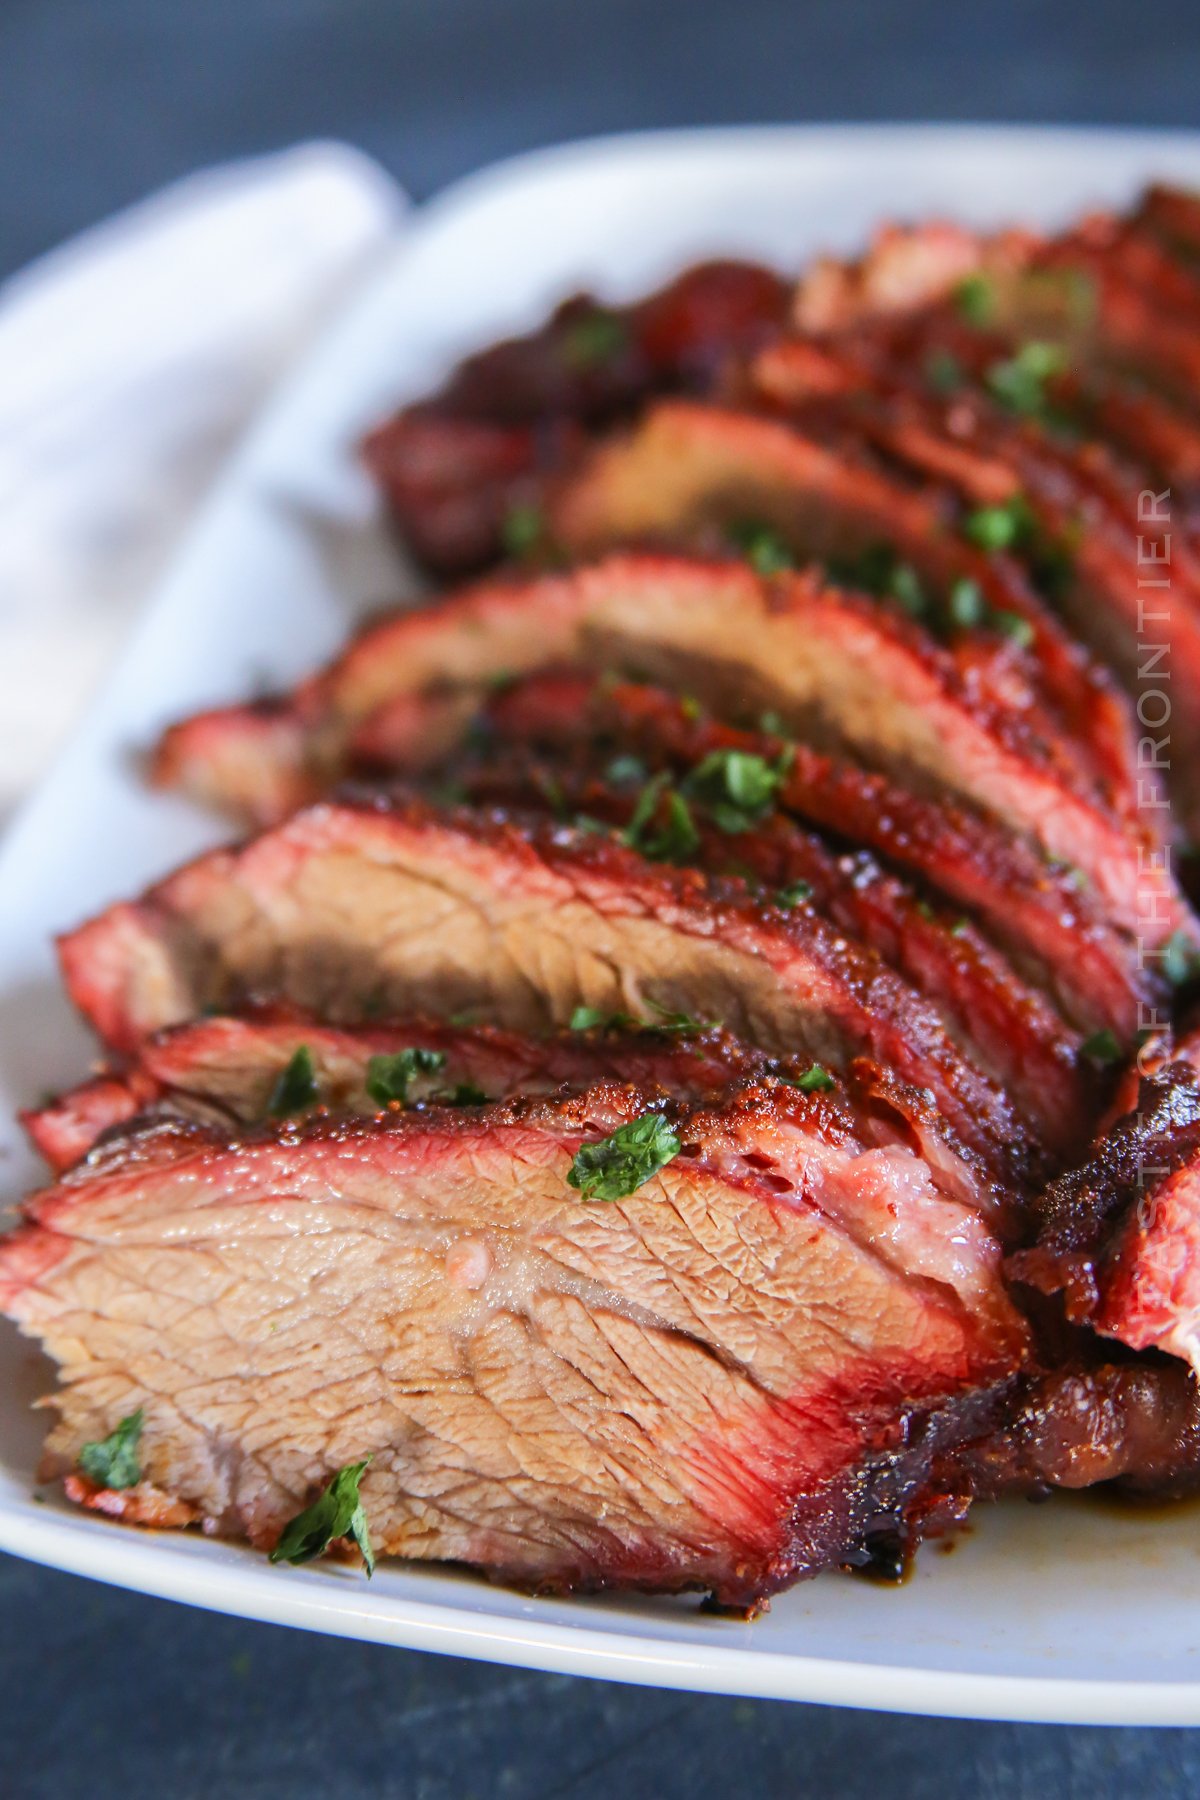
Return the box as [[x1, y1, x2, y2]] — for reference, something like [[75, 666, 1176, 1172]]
[[0, 141, 405, 819]]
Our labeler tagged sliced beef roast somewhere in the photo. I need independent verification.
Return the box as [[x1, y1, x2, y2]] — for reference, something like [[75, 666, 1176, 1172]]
[[464, 671, 1160, 1038], [58, 797, 1039, 1191], [362, 260, 790, 577], [409, 745, 1094, 1158], [0, 1075, 1025, 1605], [151, 553, 1189, 950], [22, 1007, 787, 1174]]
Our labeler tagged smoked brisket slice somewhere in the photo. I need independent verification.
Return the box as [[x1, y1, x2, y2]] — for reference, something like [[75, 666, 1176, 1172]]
[[362, 259, 790, 577], [353, 670, 1162, 1043], [21, 1007, 793, 1174], [748, 331, 1200, 833], [150, 553, 1186, 948], [0, 1075, 1025, 1604], [548, 399, 1139, 817], [57, 797, 1035, 1192], [411, 743, 1093, 1159]]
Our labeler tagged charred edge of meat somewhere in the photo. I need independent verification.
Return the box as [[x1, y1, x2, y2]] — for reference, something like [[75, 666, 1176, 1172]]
[[1009, 1066, 1200, 1318]]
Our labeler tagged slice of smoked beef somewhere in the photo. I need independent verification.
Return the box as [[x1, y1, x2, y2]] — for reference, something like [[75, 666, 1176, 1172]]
[[0, 1075, 1025, 1607], [57, 797, 1040, 1193]]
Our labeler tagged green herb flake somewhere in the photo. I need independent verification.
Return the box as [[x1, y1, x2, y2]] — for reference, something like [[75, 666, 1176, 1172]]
[[950, 917, 971, 938], [1163, 930, 1200, 988], [570, 1001, 707, 1037], [269, 1459, 375, 1576], [500, 503, 545, 559], [775, 880, 813, 909], [963, 497, 1034, 553], [992, 610, 1036, 650], [758, 709, 786, 736], [644, 999, 712, 1035], [621, 774, 700, 863], [683, 747, 790, 834], [955, 272, 997, 327], [561, 307, 628, 369], [1080, 1029, 1122, 1067], [948, 576, 985, 629], [268, 1046, 319, 1117], [727, 520, 796, 576], [443, 1082, 488, 1106], [793, 1064, 836, 1094], [567, 1112, 682, 1202], [569, 1004, 621, 1032], [888, 562, 928, 618], [605, 753, 648, 788], [78, 1408, 144, 1491], [826, 545, 927, 620], [365, 1047, 448, 1106], [679, 695, 704, 722], [651, 792, 702, 861], [985, 340, 1068, 418], [1047, 858, 1089, 894]]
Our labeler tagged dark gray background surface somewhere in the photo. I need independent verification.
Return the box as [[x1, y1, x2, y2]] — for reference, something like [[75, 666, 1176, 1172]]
[[2, 1, 1200, 1792]]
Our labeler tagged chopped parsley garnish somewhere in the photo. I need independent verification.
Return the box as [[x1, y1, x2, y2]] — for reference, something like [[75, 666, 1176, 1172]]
[[948, 576, 985, 629], [1080, 1029, 1122, 1067], [500, 503, 545, 559], [270, 1460, 374, 1576], [530, 768, 568, 819], [888, 562, 928, 619], [605, 753, 648, 788], [643, 1000, 713, 1035], [955, 273, 997, 327], [727, 520, 796, 576], [78, 1408, 144, 1490], [444, 1082, 488, 1106], [963, 495, 1034, 553], [621, 774, 700, 863], [567, 1112, 682, 1202], [561, 307, 628, 369], [827, 545, 928, 619], [1163, 930, 1200, 988], [268, 1046, 319, 1117], [961, 495, 1075, 603], [569, 1004, 628, 1032], [569, 1001, 710, 1037], [776, 880, 813, 909], [758, 709, 786, 736], [992, 610, 1036, 650], [723, 522, 798, 576], [366, 1047, 448, 1106], [985, 340, 1068, 418], [682, 747, 792, 834], [792, 1064, 836, 1094]]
